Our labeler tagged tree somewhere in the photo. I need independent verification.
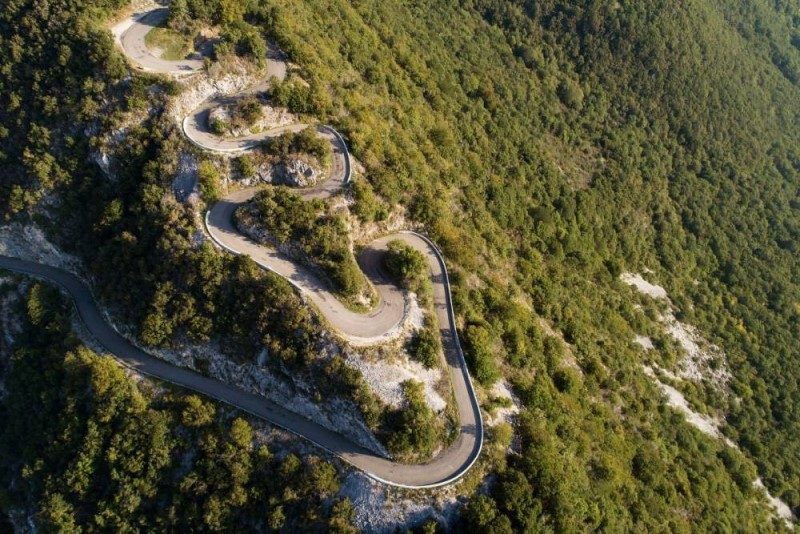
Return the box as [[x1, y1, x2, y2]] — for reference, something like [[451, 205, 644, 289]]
[[464, 494, 499, 529], [229, 418, 253, 449], [182, 395, 216, 427], [168, 0, 190, 32], [386, 380, 441, 460], [219, 20, 267, 66], [558, 79, 584, 109], [384, 240, 426, 287], [306, 456, 339, 497], [406, 321, 441, 368], [464, 324, 500, 385], [218, 0, 245, 25], [39, 493, 80, 533]]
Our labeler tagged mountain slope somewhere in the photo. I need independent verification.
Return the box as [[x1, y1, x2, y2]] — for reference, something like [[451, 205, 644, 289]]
[[0, 0, 798, 529]]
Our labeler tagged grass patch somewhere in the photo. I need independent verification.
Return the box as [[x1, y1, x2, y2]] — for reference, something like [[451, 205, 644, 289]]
[[144, 26, 194, 61]]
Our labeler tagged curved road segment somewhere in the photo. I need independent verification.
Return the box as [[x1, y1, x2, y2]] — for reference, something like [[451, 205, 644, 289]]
[[3, 6, 484, 488], [119, 7, 204, 74]]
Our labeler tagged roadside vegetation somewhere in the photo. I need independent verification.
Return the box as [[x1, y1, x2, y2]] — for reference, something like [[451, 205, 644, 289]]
[[0, 281, 355, 531], [167, 0, 267, 66], [262, 127, 331, 164], [405, 319, 441, 369], [385, 380, 444, 462], [208, 96, 263, 136], [270, 74, 332, 116], [234, 187, 371, 307], [384, 239, 426, 288], [350, 177, 387, 222], [384, 240, 444, 369]]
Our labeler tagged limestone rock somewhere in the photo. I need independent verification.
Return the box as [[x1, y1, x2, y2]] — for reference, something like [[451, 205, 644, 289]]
[[207, 106, 231, 134], [251, 157, 320, 187], [271, 157, 319, 187]]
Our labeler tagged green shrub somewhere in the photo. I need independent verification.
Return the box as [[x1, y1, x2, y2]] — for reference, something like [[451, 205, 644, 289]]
[[209, 117, 228, 136], [234, 154, 256, 178], [351, 177, 386, 222], [236, 97, 262, 125], [218, 20, 266, 66], [464, 324, 500, 386], [463, 495, 502, 530], [385, 380, 441, 460], [270, 77, 332, 115], [197, 160, 222, 202], [384, 240, 426, 287], [551, 367, 580, 394], [264, 127, 330, 162], [557, 79, 584, 109], [167, 0, 190, 31], [406, 319, 441, 368], [243, 187, 319, 241]]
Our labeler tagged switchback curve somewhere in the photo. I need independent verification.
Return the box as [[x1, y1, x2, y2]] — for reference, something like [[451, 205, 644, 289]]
[[30, 4, 487, 487]]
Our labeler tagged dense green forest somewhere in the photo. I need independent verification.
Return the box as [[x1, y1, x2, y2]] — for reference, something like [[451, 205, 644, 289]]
[[255, 0, 800, 523], [0, 279, 355, 531], [1, 0, 799, 530]]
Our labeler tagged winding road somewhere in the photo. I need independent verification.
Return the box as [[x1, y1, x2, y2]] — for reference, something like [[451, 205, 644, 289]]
[[0, 5, 484, 488]]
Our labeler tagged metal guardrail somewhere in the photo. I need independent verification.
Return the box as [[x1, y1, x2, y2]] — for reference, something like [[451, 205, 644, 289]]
[[202, 127, 484, 488], [324, 126, 483, 487], [320, 124, 352, 185], [111, 7, 483, 488], [373, 231, 485, 489]]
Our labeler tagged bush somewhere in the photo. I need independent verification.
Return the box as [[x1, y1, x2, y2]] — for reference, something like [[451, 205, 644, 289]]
[[236, 97, 262, 125], [551, 367, 580, 394], [244, 187, 319, 241], [270, 78, 332, 115], [218, 20, 267, 66], [209, 98, 263, 135], [209, 117, 228, 135], [406, 319, 441, 368], [557, 79, 584, 109], [385, 380, 441, 460], [234, 154, 256, 178], [351, 177, 386, 222], [197, 160, 222, 202], [168, 0, 190, 31], [464, 324, 500, 386], [263, 127, 330, 162], [384, 240, 426, 287], [463, 495, 500, 529]]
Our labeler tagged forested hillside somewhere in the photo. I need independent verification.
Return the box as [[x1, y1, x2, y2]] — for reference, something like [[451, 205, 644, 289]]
[[258, 0, 800, 524], [1, 0, 798, 530], [0, 279, 354, 531]]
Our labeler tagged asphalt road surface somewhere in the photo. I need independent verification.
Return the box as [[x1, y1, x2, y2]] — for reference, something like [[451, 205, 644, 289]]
[[0, 255, 480, 487], [119, 7, 204, 74], [10, 5, 486, 488]]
